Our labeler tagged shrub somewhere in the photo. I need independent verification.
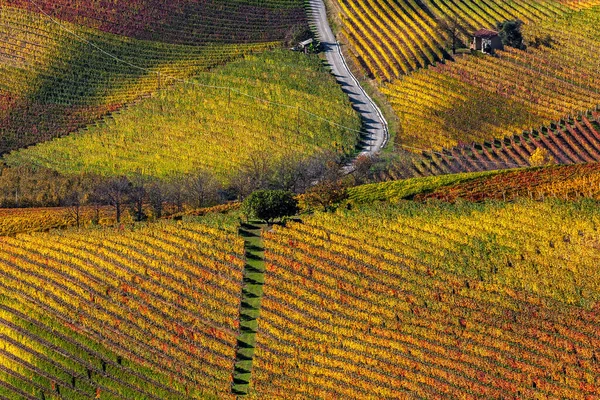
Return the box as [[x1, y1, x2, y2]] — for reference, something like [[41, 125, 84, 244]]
[[528, 148, 556, 167]]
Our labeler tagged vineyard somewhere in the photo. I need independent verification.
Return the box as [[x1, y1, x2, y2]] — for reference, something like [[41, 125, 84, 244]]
[[397, 110, 600, 178], [252, 200, 600, 398], [335, 0, 600, 80], [418, 162, 600, 202], [1, 0, 600, 397], [0, 206, 119, 236], [4, 50, 361, 181], [0, 3, 300, 153], [4, 0, 306, 45], [383, 5, 600, 152], [0, 220, 246, 399]]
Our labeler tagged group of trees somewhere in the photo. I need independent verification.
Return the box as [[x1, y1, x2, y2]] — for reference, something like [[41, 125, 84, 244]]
[[0, 150, 357, 223]]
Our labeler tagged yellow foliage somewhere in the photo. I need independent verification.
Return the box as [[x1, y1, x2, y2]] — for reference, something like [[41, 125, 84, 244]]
[[528, 147, 556, 167]]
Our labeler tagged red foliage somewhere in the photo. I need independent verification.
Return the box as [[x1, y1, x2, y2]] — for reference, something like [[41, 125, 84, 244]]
[[8, 0, 306, 45]]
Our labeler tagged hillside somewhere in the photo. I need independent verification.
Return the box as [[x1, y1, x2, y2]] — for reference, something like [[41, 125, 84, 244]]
[[1, 0, 600, 398], [0, 1, 304, 153], [5, 0, 306, 45], [251, 199, 600, 398], [335, 0, 600, 79], [418, 161, 600, 202], [4, 50, 361, 181], [0, 219, 245, 399], [383, 7, 600, 152]]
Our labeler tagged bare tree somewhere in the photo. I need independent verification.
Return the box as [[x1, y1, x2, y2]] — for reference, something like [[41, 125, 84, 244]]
[[229, 152, 272, 200], [147, 180, 166, 219], [184, 170, 220, 209], [164, 174, 186, 213], [129, 173, 148, 222], [63, 190, 84, 228], [350, 154, 376, 186], [94, 176, 132, 223], [438, 14, 462, 55]]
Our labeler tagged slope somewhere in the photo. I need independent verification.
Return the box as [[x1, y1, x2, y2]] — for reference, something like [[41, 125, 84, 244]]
[[251, 199, 600, 398], [0, 219, 246, 398], [4, 50, 362, 181], [0, 2, 300, 153]]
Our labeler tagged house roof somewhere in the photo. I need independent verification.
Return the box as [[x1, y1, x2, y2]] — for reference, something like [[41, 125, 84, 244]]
[[473, 29, 499, 39]]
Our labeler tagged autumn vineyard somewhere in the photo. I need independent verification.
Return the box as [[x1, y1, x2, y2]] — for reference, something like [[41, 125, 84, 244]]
[[0, 0, 600, 398]]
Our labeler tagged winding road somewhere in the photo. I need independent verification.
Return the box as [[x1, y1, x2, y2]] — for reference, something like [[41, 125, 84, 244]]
[[307, 0, 389, 156]]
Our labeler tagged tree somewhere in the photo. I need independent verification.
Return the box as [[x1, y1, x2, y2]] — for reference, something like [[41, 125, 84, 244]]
[[184, 170, 219, 209], [497, 20, 526, 50], [129, 173, 148, 222], [147, 180, 166, 219], [94, 176, 132, 223], [528, 148, 556, 167], [350, 154, 375, 186], [229, 152, 272, 200], [303, 178, 349, 212], [164, 174, 186, 213], [438, 14, 462, 55], [63, 190, 84, 228], [241, 190, 298, 224]]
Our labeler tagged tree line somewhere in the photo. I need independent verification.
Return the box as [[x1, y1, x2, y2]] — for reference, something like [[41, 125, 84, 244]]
[[0, 150, 360, 222]]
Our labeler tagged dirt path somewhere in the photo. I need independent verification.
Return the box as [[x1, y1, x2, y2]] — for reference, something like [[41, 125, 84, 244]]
[[307, 0, 389, 156]]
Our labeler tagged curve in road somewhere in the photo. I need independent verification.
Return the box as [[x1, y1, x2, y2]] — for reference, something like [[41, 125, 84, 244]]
[[307, 0, 389, 157]]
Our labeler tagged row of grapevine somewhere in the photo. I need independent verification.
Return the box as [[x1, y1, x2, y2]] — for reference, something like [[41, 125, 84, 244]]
[[0, 206, 119, 236], [418, 162, 600, 202], [0, 295, 193, 399], [0, 220, 245, 398], [335, 0, 600, 80], [4, 0, 306, 45], [384, 20, 600, 152], [4, 51, 361, 181], [252, 200, 600, 398]]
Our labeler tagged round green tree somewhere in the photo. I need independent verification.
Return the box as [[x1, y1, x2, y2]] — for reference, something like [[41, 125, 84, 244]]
[[242, 190, 299, 224]]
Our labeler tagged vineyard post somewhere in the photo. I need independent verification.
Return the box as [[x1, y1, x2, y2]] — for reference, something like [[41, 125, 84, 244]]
[[297, 107, 301, 134], [157, 71, 161, 91], [228, 88, 231, 107]]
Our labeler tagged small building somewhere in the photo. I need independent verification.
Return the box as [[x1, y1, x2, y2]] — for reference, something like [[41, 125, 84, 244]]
[[293, 38, 314, 53], [471, 29, 503, 54]]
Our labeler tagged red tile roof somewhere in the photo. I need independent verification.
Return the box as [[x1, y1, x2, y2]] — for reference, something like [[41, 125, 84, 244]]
[[473, 29, 499, 39]]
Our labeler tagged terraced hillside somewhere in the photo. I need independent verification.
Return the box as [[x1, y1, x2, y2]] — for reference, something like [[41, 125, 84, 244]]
[[0, 1, 304, 153], [335, 0, 600, 80], [252, 200, 600, 398], [4, 51, 361, 181], [0, 220, 246, 399]]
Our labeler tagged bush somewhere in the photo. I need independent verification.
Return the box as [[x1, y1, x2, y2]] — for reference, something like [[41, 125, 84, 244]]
[[242, 190, 299, 224]]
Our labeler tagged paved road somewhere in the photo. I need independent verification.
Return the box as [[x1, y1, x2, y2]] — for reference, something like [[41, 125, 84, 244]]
[[307, 0, 388, 157]]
